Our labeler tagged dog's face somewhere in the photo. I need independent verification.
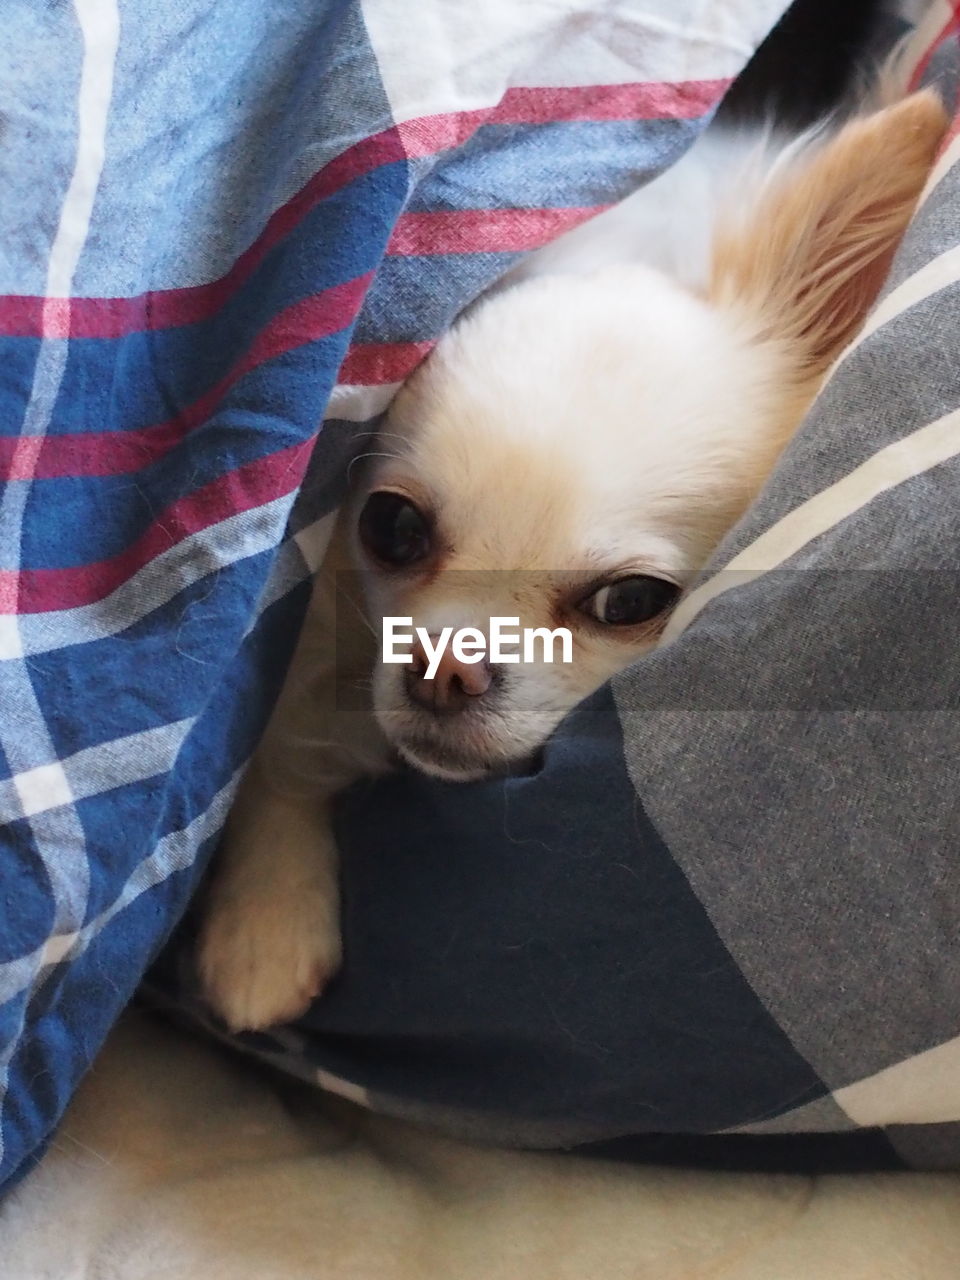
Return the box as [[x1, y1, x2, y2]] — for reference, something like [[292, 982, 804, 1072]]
[[345, 92, 945, 781], [347, 267, 790, 779]]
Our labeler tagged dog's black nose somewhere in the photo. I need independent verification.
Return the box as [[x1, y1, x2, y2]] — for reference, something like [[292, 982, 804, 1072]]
[[405, 638, 493, 718]]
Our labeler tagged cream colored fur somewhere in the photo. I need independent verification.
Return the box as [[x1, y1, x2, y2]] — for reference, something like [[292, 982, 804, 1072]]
[[6, 1009, 960, 1280], [199, 90, 947, 1033]]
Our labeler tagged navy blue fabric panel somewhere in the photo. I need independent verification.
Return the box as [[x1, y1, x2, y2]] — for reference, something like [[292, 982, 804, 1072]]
[[0, 824, 52, 966], [307, 684, 828, 1135]]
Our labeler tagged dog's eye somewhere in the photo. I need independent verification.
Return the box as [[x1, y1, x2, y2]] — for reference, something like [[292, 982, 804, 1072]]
[[581, 575, 679, 626], [358, 491, 432, 567]]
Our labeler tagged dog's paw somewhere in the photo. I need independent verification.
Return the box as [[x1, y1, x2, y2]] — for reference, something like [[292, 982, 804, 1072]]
[[197, 885, 342, 1033]]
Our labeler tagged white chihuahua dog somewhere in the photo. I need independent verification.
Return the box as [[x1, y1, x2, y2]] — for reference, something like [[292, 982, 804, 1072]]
[[199, 90, 946, 1032]]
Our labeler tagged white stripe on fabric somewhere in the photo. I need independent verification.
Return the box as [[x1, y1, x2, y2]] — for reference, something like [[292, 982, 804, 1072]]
[[834, 1033, 960, 1126], [0, 617, 23, 660], [1, 719, 196, 820], [40, 931, 80, 967], [840, 241, 960, 362], [46, 6, 117, 298], [663, 402, 960, 642], [11, 761, 74, 819], [233, 513, 337, 634], [0, 768, 241, 1009], [315, 1069, 371, 1106], [293, 512, 337, 574]]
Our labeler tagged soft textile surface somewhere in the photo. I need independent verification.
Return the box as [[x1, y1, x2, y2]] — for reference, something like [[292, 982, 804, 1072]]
[[0, 0, 791, 1192], [6, 0, 960, 1198], [5, 1011, 960, 1279], [156, 5, 960, 1175]]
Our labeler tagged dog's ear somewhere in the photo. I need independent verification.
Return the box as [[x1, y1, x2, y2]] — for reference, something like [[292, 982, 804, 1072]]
[[710, 90, 949, 377]]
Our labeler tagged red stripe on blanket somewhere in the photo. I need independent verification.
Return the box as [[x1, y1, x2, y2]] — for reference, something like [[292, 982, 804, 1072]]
[[0, 80, 725, 340], [386, 205, 608, 255], [394, 78, 728, 155], [337, 340, 435, 386], [497, 79, 726, 124], [0, 274, 371, 481], [1, 440, 315, 614]]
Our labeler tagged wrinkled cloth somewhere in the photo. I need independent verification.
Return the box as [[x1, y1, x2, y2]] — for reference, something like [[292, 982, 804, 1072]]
[[0, 0, 785, 1193], [173, 6, 960, 1174]]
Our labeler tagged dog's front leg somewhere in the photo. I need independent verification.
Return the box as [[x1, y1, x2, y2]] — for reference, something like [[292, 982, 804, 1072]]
[[198, 529, 386, 1031], [197, 758, 348, 1032]]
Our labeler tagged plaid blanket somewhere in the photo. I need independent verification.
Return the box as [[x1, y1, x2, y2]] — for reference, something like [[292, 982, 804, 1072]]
[[0, 0, 788, 1193], [3, 0, 959, 1193]]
